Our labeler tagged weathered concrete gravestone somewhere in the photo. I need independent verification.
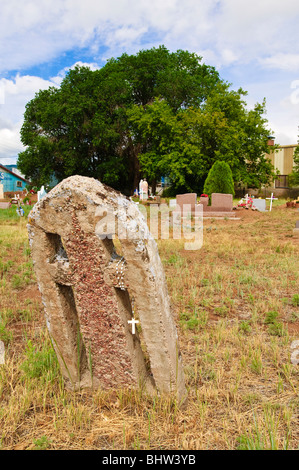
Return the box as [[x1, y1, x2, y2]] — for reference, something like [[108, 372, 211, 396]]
[[28, 176, 186, 402]]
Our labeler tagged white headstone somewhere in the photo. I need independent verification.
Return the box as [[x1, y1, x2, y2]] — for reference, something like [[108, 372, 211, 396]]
[[252, 199, 266, 212], [142, 179, 148, 201], [38, 186, 47, 202], [139, 179, 144, 199]]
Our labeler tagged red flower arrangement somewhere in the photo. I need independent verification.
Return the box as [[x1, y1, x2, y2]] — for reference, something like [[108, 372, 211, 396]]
[[237, 197, 253, 208], [200, 194, 208, 197]]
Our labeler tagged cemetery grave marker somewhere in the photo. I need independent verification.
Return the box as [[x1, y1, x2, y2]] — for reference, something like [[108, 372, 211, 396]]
[[28, 176, 186, 403], [175, 193, 199, 217], [266, 193, 278, 211], [210, 193, 233, 212], [252, 199, 267, 212], [202, 193, 236, 218]]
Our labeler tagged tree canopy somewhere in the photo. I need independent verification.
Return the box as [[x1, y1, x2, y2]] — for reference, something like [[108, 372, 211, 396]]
[[18, 45, 276, 194]]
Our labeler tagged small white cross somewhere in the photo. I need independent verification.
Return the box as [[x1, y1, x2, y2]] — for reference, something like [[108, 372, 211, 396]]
[[128, 318, 139, 335], [266, 192, 278, 211]]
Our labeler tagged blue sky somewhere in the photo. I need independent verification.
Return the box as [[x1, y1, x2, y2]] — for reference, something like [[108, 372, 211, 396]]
[[1, 0, 299, 164]]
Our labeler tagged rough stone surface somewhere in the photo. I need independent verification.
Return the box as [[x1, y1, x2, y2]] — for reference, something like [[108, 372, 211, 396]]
[[28, 176, 186, 402]]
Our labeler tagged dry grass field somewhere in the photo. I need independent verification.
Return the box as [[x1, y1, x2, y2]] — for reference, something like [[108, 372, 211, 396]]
[[0, 201, 298, 450]]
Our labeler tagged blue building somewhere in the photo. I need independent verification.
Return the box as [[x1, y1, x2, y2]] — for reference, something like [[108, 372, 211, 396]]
[[0, 164, 29, 193]]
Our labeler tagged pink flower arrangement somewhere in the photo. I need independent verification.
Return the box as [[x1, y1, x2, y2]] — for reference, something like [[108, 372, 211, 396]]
[[238, 197, 253, 208]]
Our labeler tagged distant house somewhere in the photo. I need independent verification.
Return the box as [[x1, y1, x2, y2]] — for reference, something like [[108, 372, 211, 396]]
[[0, 164, 30, 193], [260, 139, 299, 196], [267, 142, 297, 190], [4, 164, 26, 179]]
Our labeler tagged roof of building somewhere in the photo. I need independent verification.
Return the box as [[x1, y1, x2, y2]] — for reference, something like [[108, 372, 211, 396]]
[[0, 164, 30, 183]]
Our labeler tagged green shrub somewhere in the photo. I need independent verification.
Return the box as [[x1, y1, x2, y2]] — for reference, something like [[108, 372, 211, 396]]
[[203, 161, 235, 198]]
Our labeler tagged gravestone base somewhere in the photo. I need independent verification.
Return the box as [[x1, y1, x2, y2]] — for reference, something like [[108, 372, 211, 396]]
[[202, 212, 236, 218], [202, 209, 236, 218], [202, 193, 235, 217]]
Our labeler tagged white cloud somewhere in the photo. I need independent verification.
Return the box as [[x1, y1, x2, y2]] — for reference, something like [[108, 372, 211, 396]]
[[0, 74, 60, 162], [0, 125, 23, 163], [1, 0, 299, 72], [0, 1, 221, 72], [263, 54, 299, 72], [214, 0, 299, 65]]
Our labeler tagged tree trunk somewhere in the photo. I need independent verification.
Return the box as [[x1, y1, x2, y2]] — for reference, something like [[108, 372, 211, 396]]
[[151, 178, 157, 195], [127, 136, 141, 194]]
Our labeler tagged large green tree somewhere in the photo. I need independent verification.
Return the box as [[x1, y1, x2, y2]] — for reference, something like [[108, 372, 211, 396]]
[[18, 65, 132, 191], [288, 137, 299, 187], [18, 45, 275, 194], [128, 85, 276, 193]]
